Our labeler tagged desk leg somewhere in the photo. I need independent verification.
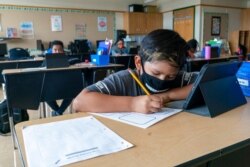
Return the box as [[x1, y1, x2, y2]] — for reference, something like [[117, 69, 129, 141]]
[[42, 102, 47, 118], [128, 57, 131, 69], [8, 109, 25, 167]]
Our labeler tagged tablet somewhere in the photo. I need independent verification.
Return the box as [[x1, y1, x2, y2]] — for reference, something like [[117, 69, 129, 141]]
[[183, 61, 246, 117]]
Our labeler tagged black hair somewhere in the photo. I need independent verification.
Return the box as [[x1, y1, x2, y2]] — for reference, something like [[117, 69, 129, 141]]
[[51, 40, 64, 49], [115, 38, 124, 45], [187, 39, 198, 50], [138, 29, 187, 68], [239, 44, 247, 57]]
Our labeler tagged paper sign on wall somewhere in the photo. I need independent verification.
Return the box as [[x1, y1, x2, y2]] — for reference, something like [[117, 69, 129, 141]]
[[98, 16, 107, 32], [20, 22, 34, 39], [6, 27, 18, 38], [75, 24, 87, 39], [51, 15, 62, 32]]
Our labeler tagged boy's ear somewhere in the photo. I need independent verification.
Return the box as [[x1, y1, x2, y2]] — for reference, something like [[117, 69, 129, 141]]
[[134, 55, 142, 69]]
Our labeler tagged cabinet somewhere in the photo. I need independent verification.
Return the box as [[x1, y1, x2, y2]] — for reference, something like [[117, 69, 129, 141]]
[[123, 12, 162, 35], [145, 13, 163, 33], [229, 30, 250, 54]]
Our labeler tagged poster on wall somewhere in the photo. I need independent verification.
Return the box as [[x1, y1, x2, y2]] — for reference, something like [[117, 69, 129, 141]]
[[6, 27, 18, 38], [20, 22, 34, 39], [75, 24, 87, 39], [211, 16, 221, 36], [51, 15, 62, 32], [98, 16, 107, 32]]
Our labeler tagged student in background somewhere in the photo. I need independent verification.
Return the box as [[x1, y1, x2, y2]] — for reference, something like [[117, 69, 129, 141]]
[[187, 39, 199, 58], [236, 44, 247, 61], [73, 29, 198, 114], [46, 40, 72, 116], [111, 38, 129, 56]]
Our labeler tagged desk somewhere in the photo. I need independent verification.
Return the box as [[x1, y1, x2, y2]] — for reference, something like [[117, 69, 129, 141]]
[[15, 98, 250, 167], [0, 57, 44, 83], [3, 63, 124, 167], [185, 55, 238, 72]]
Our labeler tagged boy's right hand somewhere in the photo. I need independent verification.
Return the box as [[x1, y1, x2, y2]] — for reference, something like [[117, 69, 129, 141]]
[[131, 95, 163, 114]]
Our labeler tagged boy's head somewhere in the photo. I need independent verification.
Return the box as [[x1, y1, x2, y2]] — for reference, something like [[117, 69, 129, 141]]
[[51, 40, 64, 53], [115, 38, 125, 49], [187, 39, 198, 58], [138, 29, 187, 68], [135, 29, 187, 93]]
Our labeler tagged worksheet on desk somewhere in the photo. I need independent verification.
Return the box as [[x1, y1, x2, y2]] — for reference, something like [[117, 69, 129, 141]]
[[22, 116, 133, 167], [91, 108, 182, 129]]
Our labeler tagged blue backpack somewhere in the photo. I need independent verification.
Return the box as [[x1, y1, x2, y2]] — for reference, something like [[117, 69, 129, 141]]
[[9, 48, 31, 60]]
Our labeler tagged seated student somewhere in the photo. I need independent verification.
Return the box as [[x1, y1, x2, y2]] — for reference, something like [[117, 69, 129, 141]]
[[45, 40, 72, 116], [73, 29, 198, 114], [235, 44, 247, 61], [111, 38, 129, 56], [187, 39, 199, 58]]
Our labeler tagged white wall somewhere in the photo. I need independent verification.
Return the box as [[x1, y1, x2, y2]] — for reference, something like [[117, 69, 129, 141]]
[[201, 0, 248, 8], [163, 12, 173, 29], [158, 0, 200, 12], [160, 0, 243, 47], [200, 6, 241, 46], [0, 0, 144, 11], [194, 6, 202, 43], [115, 13, 124, 30]]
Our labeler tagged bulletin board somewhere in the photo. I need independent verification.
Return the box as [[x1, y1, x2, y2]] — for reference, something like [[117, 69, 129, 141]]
[[0, 5, 115, 50], [173, 7, 194, 41]]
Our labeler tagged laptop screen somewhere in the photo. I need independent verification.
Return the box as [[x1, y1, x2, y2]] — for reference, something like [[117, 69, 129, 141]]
[[45, 54, 69, 69]]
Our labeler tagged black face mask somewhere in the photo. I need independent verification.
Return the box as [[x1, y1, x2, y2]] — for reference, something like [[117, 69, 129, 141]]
[[140, 61, 177, 93], [140, 71, 176, 93]]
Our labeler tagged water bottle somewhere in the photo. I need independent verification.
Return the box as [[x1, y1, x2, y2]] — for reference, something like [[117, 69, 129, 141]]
[[205, 44, 211, 59]]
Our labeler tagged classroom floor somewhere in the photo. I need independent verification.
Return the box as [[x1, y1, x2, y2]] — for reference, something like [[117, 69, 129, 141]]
[[0, 86, 72, 167], [0, 86, 17, 167]]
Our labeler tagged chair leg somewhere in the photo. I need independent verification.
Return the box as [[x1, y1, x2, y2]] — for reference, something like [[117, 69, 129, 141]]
[[41, 102, 47, 118], [69, 101, 73, 114], [39, 103, 43, 119]]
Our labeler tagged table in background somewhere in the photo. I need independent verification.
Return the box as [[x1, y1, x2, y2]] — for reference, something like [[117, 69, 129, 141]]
[[110, 54, 135, 70], [185, 55, 238, 72], [15, 98, 250, 167], [0, 57, 44, 83]]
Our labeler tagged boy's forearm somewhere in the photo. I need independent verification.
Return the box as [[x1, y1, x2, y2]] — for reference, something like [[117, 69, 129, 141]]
[[73, 90, 134, 113], [159, 84, 193, 103]]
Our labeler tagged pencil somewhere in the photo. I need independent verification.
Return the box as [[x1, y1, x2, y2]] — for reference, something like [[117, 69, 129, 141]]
[[128, 68, 150, 95]]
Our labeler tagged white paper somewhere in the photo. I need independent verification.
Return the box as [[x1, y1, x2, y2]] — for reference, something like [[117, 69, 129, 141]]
[[91, 108, 182, 129], [22, 116, 133, 167]]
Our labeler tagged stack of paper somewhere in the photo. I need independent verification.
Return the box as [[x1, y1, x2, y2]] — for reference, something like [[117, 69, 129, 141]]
[[22, 116, 133, 167]]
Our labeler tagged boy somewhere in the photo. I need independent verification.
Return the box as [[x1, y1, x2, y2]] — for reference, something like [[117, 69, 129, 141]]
[[111, 38, 129, 56], [45, 40, 72, 116], [187, 39, 199, 58], [73, 29, 197, 114]]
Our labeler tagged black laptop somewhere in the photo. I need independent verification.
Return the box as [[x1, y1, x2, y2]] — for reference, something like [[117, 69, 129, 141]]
[[45, 53, 69, 69]]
